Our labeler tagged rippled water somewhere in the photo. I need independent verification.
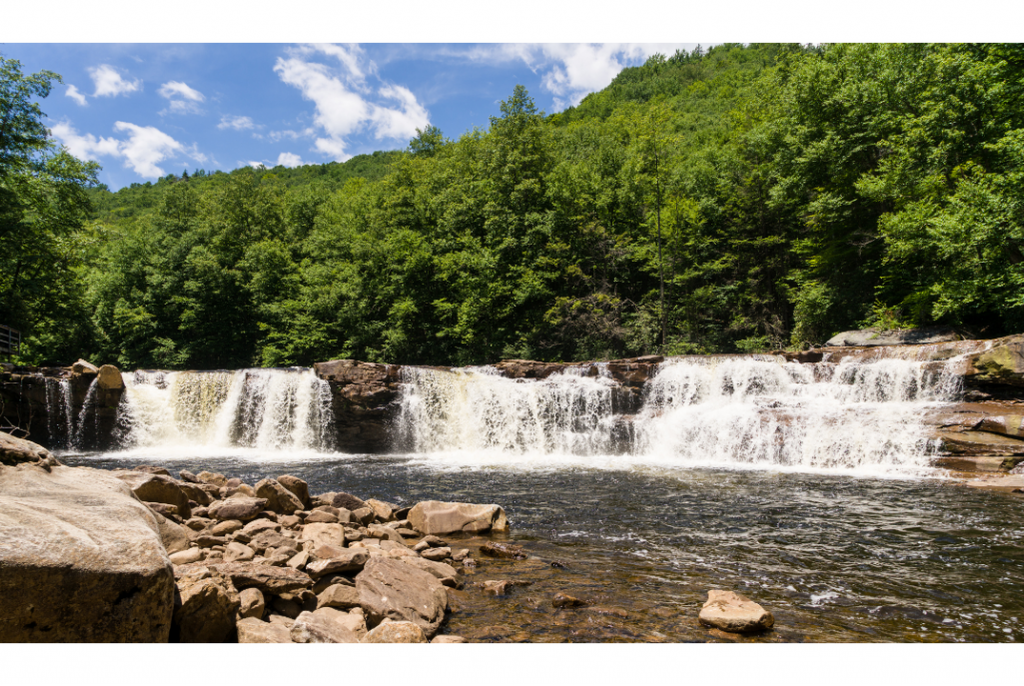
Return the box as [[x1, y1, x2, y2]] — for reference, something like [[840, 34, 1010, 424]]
[[61, 451, 1024, 643]]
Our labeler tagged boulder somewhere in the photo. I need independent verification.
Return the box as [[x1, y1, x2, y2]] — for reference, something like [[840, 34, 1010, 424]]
[[169, 548, 204, 565], [255, 478, 304, 515], [305, 510, 340, 524], [236, 617, 292, 643], [71, 359, 99, 376], [196, 471, 228, 488], [331, 492, 369, 512], [408, 500, 508, 535], [0, 432, 58, 469], [964, 334, 1024, 388], [355, 557, 448, 638], [366, 498, 395, 522], [223, 542, 256, 563], [315, 607, 366, 638], [317, 583, 361, 610], [152, 511, 191, 554], [480, 541, 527, 560], [96, 364, 124, 391], [698, 590, 774, 634], [114, 471, 192, 520], [276, 475, 311, 508], [177, 482, 214, 506], [290, 611, 360, 643], [306, 547, 370, 578], [432, 635, 467, 643], [402, 557, 462, 588], [238, 587, 266, 619], [172, 565, 241, 642], [299, 522, 347, 548], [361, 619, 427, 643], [552, 592, 585, 608], [0, 464, 175, 642], [825, 326, 960, 347], [204, 562, 312, 594], [207, 497, 267, 522]]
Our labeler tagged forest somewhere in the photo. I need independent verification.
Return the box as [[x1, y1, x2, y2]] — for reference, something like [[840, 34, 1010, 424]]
[[3, 43, 1024, 370]]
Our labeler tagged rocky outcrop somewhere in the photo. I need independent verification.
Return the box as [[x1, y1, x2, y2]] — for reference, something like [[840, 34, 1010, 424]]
[[313, 359, 403, 452], [0, 462, 175, 642], [825, 326, 962, 347], [698, 590, 774, 634], [0, 431, 60, 470], [355, 557, 449, 638], [408, 501, 509, 536]]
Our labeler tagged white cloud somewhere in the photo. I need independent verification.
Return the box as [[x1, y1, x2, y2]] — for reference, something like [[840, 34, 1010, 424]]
[[65, 84, 88, 106], [88, 64, 141, 98], [276, 152, 305, 167], [158, 81, 205, 115], [274, 44, 430, 161], [219, 114, 256, 130], [50, 120, 198, 179], [449, 43, 698, 110]]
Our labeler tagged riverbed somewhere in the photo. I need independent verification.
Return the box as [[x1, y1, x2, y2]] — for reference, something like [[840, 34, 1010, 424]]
[[61, 451, 1024, 643]]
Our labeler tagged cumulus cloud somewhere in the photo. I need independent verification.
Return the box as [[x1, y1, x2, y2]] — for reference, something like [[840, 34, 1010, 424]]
[[65, 84, 88, 106], [88, 64, 141, 98], [276, 152, 305, 168], [274, 44, 429, 161], [158, 81, 205, 115], [455, 43, 697, 110], [50, 120, 199, 179], [219, 114, 256, 130]]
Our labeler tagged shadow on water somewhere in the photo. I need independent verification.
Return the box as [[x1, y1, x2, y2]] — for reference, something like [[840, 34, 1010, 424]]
[[61, 452, 1024, 643]]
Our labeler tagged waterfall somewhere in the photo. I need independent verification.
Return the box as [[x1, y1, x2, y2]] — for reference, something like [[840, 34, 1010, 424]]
[[44, 378, 75, 449], [397, 365, 617, 455], [118, 368, 334, 453], [395, 355, 962, 474]]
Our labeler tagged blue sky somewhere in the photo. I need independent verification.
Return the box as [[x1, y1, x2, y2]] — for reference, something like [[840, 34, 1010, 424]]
[[2, 43, 700, 190]]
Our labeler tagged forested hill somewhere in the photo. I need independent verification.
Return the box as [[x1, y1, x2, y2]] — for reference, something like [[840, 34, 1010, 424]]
[[4, 44, 1024, 369]]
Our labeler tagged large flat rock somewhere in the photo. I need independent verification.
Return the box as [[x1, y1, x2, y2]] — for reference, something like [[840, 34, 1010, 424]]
[[0, 464, 175, 642]]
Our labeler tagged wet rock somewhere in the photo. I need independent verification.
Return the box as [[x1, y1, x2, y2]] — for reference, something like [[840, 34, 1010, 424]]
[[208, 497, 267, 522], [482, 580, 511, 596], [276, 474, 311, 508], [0, 463, 175, 642], [408, 500, 509, 535], [255, 478, 304, 515], [361, 619, 427, 643], [355, 557, 449, 638], [290, 611, 360, 643], [238, 587, 265, 620], [236, 617, 291, 643], [552, 592, 586, 608], [586, 606, 629, 618], [172, 565, 241, 642], [964, 474, 1024, 493], [698, 590, 774, 634], [432, 635, 467, 643], [480, 541, 527, 560]]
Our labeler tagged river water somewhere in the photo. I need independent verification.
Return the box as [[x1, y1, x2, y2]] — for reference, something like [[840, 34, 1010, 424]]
[[51, 353, 1024, 642]]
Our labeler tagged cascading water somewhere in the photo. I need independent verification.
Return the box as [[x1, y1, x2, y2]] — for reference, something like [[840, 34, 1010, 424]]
[[397, 365, 618, 455], [44, 377, 75, 449], [395, 355, 962, 475], [117, 368, 334, 454]]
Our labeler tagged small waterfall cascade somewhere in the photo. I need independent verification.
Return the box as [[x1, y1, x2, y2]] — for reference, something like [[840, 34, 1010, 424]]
[[43, 377, 75, 449], [397, 364, 618, 454], [633, 355, 962, 472], [117, 368, 334, 452], [396, 354, 964, 473]]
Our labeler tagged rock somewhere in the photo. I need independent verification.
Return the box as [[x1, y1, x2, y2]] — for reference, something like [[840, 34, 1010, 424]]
[[432, 635, 467, 643], [315, 607, 366, 638], [317, 583, 362, 610], [287, 550, 310, 570], [0, 463, 175, 642], [271, 593, 313, 619], [173, 565, 241, 642], [96, 364, 124, 390], [305, 510, 340, 524], [407, 500, 508, 535], [169, 547, 204, 565], [236, 617, 291, 643], [277, 474, 311, 508], [249, 529, 299, 555], [552, 592, 586, 608], [355, 557, 448, 638], [698, 590, 774, 634], [367, 523, 404, 543], [255, 478, 304, 515], [204, 562, 313, 594], [240, 518, 281, 536], [330, 492, 369, 512], [361, 619, 427, 643], [179, 470, 201, 483], [480, 541, 527, 560], [267, 614, 294, 627], [290, 611, 360, 643], [964, 474, 1024, 493], [177, 482, 214, 506], [306, 548, 370, 578], [208, 497, 267, 522], [964, 334, 1024, 388], [299, 522, 347, 548], [196, 471, 228, 488], [0, 432, 57, 469], [145, 502, 181, 518], [312, 359, 403, 453], [222, 484, 258, 499], [223, 542, 256, 563], [421, 546, 451, 562], [194, 534, 228, 549], [152, 511, 191, 554], [238, 588, 266, 619], [366, 498, 395, 522], [185, 516, 209, 531], [825, 326, 960, 347], [133, 465, 171, 476], [482, 580, 511, 596], [114, 471, 192, 520], [210, 519, 244, 536], [351, 507, 375, 526], [71, 358, 99, 375], [279, 514, 302, 528]]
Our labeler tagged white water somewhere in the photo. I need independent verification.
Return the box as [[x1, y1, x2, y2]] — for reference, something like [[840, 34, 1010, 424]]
[[116, 368, 333, 455], [44, 378, 75, 449], [394, 355, 962, 476]]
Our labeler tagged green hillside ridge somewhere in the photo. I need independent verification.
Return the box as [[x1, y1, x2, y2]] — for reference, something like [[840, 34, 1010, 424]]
[[4, 44, 1024, 369]]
